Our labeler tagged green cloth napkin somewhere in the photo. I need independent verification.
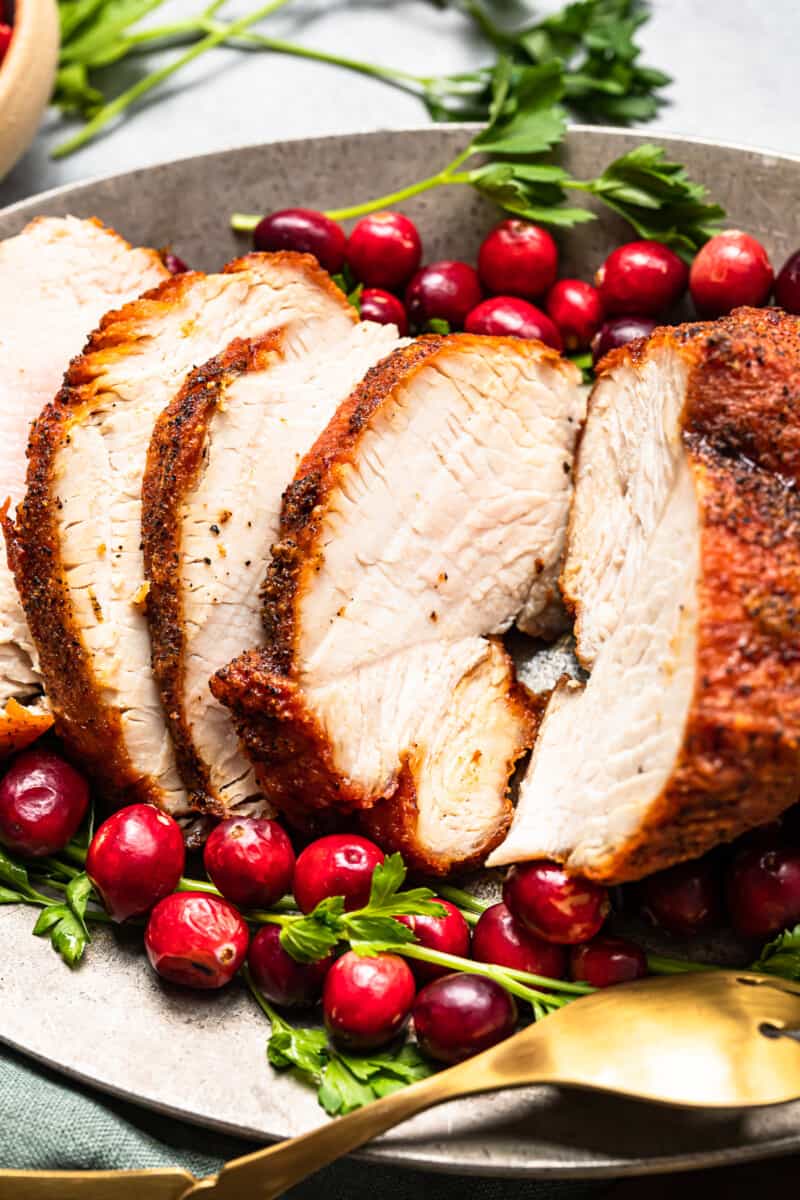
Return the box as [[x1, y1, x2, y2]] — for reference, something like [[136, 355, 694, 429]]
[[0, 1043, 597, 1198]]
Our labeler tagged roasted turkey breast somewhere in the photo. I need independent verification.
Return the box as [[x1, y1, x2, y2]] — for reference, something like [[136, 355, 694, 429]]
[[212, 335, 584, 872], [489, 307, 800, 883], [0, 216, 167, 753], [143, 317, 402, 819], [9, 252, 358, 817]]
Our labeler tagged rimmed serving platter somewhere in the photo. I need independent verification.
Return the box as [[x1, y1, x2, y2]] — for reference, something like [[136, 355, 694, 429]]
[[0, 125, 798, 1178]]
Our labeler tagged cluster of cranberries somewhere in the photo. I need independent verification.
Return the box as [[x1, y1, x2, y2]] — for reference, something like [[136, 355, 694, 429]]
[[249, 207, 800, 365], [6, 747, 800, 1065]]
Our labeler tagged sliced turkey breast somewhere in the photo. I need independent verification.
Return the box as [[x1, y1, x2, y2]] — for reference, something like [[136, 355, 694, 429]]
[[489, 307, 800, 883], [9, 252, 357, 817], [0, 216, 167, 752], [142, 318, 402, 819], [212, 335, 584, 872]]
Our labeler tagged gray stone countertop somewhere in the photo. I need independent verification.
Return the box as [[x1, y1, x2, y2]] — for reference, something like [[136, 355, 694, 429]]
[[0, 0, 797, 209]]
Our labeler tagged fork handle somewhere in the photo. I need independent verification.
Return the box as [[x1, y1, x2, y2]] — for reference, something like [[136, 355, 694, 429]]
[[185, 1061, 500, 1200]]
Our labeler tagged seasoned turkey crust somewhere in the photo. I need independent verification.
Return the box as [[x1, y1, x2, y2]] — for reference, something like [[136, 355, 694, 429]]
[[9, 253, 353, 812], [142, 336, 281, 812], [491, 307, 800, 882], [213, 335, 582, 872]]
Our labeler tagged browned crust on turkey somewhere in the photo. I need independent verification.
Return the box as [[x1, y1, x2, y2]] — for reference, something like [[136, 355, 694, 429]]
[[142, 334, 284, 815], [6, 271, 205, 806], [213, 335, 558, 868], [8, 252, 334, 808], [565, 307, 800, 882]]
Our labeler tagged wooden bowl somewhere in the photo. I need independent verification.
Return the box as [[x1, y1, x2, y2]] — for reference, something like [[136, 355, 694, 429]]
[[0, 0, 59, 179]]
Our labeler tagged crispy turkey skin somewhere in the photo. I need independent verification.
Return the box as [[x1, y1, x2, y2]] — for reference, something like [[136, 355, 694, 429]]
[[9, 253, 360, 817], [0, 216, 167, 753], [143, 317, 402, 819], [489, 308, 800, 882], [213, 334, 584, 873]]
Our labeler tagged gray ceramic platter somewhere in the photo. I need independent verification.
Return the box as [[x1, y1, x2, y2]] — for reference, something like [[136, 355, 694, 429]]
[[1, 126, 799, 1179]]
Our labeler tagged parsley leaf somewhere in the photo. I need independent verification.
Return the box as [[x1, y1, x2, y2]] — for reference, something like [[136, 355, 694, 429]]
[[280, 855, 446, 961], [0, 847, 31, 894], [575, 143, 725, 256], [32, 871, 95, 968], [752, 925, 800, 981]]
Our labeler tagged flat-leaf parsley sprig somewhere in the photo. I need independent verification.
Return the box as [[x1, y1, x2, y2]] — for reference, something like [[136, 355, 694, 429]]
[[232, 59, 724, 256]]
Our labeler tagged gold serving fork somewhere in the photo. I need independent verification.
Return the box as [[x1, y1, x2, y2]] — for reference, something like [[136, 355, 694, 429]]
[[6, 971, 800, 1200]]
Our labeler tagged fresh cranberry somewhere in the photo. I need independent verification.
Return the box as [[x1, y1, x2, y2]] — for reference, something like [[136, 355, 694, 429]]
[[346, 212, 422, 290], [86, 804, 185, 922], [145, 892, 248, 989], [570, 936, 648, 988], [591, 316, 657, 364], [0, 749, 89, 857], [248, 923, 332, 1007], [323, 951, 415, 1049], [395, 899, 470, 981], [545, 279, 604, 350], [503, 861, 609, 945], [472, 902, 566, 980], [405, 261, 482, 331], [640, 857, 722, 936], [413, 974, 516, 1064], [464, 296, 563, 350], [478, 220, 558, 299], [0, 24, 11, 62], [203, 817, 295, 910], [726, 844, 800, 938], [253, 208, 346, 273], [359, 287, 409, 335], [293, 834, 384, 914], [164, 251, 188, 274], [775, 249, 800, 314], [595, 240, 687, 316], [689, 230, 774, 316]]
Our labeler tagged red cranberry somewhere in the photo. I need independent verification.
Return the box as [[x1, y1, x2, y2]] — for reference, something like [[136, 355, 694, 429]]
[[570, 936, 648, 988], [164, 252, 188, 274], [405, 261, 482, 331], [323, 951, 415, 1049], [0, 749, 89, 857], [591, 316, 657, 364], [145, 892, 248, 989], [503, 861, 609, 945], [86, 804, 185, 922], [395, 898, 471, 981], [545, 279, 604, 350], [726, 844, 800, 938], [293, 833, 384, 914], [640, 857, 722, 936], [248, 923, 332, 1007], [346, 212, 422, 290], [359, 287, 409, 335], [478, 220, 558, 299], [253, 208, 346, 273], [203, 817, 295, 910], [0, 25, 11, 62], [775, 249, 800, 314], [413, 974, 516, 1064], [689, 230, 774, 316], [464, 296, 563, 350], [472, 902, 566, 981], [596, 240, 687, 317]]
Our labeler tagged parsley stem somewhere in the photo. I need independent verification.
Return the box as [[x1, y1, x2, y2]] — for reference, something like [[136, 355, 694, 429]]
[[435, 884, 488, 920], [53, 0, 295, 158], [63, 843, 88, 866], [647, 954, 713, 975], [397, 943, 589, 1008]]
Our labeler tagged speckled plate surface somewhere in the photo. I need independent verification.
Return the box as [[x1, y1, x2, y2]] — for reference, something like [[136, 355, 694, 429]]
[[0, 126, 799, 1178]]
